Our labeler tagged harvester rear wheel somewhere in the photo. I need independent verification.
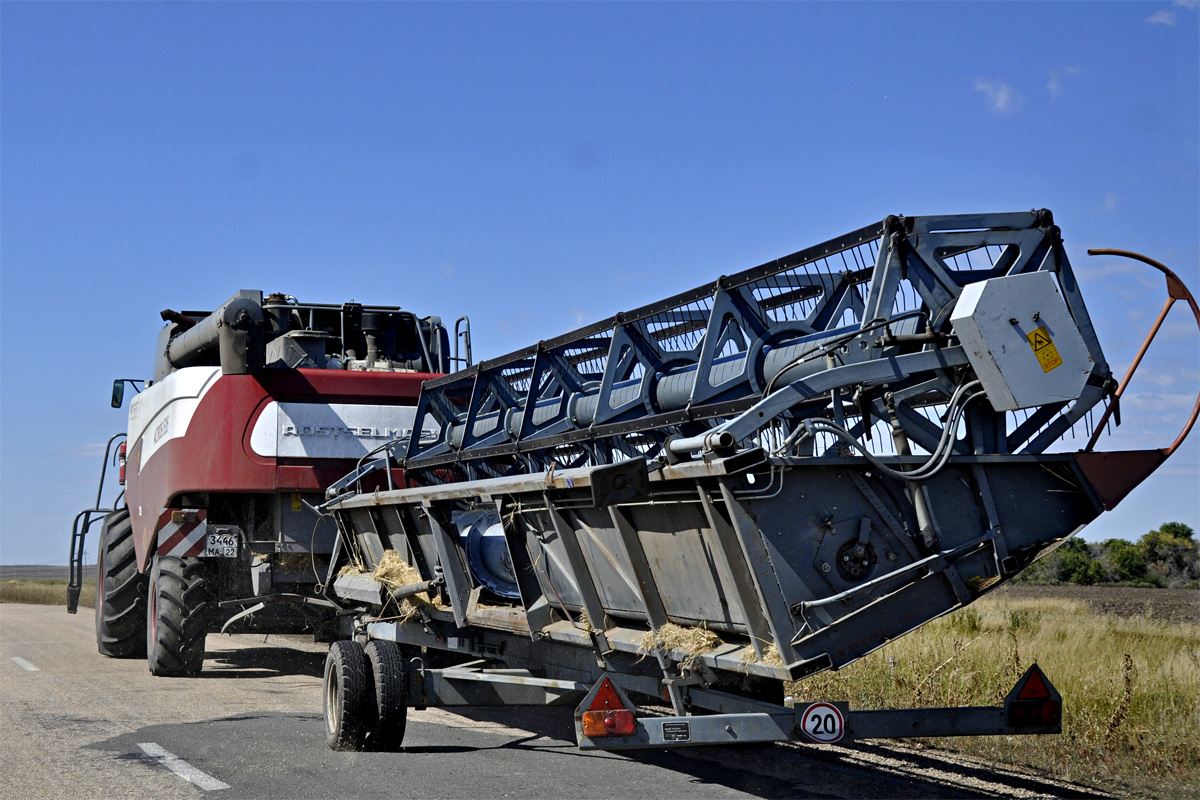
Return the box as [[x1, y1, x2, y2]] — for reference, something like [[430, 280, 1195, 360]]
[[146, 555, 210, 677], [364, 640, 408, 751], [95, 508, 148, 658], [324, 640, 370, 751]]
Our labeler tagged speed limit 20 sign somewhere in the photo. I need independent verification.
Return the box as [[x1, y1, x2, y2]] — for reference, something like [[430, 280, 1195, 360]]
[[799, 702, 847, 743]]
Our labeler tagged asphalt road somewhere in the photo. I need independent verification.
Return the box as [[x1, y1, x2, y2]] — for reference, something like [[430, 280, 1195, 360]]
[[1, 604, 1101, 799]]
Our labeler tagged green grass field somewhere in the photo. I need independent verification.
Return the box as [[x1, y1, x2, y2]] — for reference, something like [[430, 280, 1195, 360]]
[[791, 593, 1200, 799], [1, 578, 96, 607]]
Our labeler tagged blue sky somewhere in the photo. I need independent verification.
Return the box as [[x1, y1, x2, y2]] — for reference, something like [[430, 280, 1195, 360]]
[[2, 1, 1197, 564]]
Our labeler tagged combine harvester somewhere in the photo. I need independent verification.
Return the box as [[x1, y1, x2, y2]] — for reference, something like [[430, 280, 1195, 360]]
[[68, 292, 467, 675], [317, 209, 1198, 752]]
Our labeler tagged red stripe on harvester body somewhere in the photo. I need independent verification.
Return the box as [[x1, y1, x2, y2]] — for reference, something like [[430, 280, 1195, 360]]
[[158, 527, 187, 555], [158, 521, 201, 555]]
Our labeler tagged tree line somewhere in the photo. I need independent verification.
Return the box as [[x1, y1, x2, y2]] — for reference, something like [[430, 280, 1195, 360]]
[[1013, 522, 1199, 588]]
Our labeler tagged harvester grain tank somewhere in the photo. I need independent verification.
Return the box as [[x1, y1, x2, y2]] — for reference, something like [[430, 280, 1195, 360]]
[[314, 210, 1197, 751]]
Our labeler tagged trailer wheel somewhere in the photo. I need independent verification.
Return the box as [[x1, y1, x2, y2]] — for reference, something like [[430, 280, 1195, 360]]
[[324, 640, 371, 751], [95, 508, 148, 658], [364, 640, 409, 751], [146, 555, 210, 677]]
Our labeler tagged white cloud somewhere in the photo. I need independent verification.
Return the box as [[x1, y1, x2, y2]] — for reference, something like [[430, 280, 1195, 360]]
[[1047, 66, 1082, 99], [1104, 191, 1119, 211], [1122, 391, 1195, 415], [1047, 73, 1064, 99], [1174, 1, 1197, 11], [1146, 10, 1176, 25], [1077, 259, 1143, 282], [495, 308, 533, 334], [973, 79, 1024, 114], [1132, 368, 1200, 390], [566, 307, 588, 326]]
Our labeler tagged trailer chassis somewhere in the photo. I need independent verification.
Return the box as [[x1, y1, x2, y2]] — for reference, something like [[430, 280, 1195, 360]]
[[333, 606, 1060, 751]]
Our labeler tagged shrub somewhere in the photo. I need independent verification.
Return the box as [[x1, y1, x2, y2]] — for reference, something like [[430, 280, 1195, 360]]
[[1102, 538, 1149, 583], [1057, 540, 1106, 585]]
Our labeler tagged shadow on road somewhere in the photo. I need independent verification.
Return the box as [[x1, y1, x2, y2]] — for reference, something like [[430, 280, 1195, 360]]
[[201, 645, 326, 679], [427, 706, 1106, 800], [87, 706, 1109, 800]]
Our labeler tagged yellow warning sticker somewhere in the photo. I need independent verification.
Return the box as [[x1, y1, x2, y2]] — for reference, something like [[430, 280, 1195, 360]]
[[1026, 325, 1063, 373]]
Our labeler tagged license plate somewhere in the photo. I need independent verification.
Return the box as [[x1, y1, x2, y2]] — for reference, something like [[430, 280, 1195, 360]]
[[203, 533, 239, 557]]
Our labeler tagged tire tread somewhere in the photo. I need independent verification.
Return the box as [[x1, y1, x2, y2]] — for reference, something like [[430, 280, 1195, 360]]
[[147, 555, 209, 677], [95, 509, 148, 658], [324, 640, 371, 751], [364, 640, 408, 751]]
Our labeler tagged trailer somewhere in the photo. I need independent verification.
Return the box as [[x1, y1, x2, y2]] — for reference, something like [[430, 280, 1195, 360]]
[[68, 291, 469, 676], [315, 210, 1197, 752]]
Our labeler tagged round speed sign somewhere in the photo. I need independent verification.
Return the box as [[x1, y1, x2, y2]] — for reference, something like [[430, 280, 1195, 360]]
[[800, 702, 845, 743]]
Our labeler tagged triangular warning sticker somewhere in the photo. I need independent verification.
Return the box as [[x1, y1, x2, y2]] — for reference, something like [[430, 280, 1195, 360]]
[[1026, 327, 1064, 373], [588, 677, 625, 711], [1016, 666, 1051, 699]]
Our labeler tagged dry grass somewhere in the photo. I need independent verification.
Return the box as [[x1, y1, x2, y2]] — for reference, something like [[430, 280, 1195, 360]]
[[1, 578, 96, 608], [789, 594, 1200, 798], [638, 622, 722, 669], [372, 550, 436, 619], [372, 550, 425, 592], [739, 641, 784, 666]]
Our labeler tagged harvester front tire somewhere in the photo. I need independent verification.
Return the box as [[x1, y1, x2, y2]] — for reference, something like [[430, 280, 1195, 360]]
[[95, 508, 148, 658], [364, 640, 408, 751], [324, 640, 371, 751], [146, 555, 210, 677]]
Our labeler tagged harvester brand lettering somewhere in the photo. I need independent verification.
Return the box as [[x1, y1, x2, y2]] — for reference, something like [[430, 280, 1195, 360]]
[[282, 424, 405, 440], [153, 415, 170, 443], [249, 401, 436, 459]]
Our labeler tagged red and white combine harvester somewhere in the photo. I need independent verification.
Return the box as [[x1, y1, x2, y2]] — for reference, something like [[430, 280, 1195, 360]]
[[68, 291, 468, 676]]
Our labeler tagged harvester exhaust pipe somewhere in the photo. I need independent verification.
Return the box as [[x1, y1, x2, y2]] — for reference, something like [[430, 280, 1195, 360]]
[[164, 290, 265, 375]]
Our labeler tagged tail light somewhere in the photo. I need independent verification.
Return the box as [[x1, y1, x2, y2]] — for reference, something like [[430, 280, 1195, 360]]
[[580, 677, 637, 738], [118, 442, 127, 486], [582, 709, 636, 738]]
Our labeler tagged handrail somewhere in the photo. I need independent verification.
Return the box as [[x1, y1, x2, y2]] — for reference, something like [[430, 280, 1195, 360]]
[[1084, 249, 1199, 456], [67, 432, 127, 613]]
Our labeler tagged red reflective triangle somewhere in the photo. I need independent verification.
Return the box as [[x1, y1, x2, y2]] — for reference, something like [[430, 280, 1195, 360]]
[[1017, 666, 1051, 699], [588, 677, 625, 711]]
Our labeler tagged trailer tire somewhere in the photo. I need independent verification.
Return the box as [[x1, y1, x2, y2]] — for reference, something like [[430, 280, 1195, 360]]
[[364, 640, 408, 751], [324, 640, 371, 751], [95, 508, 149, 658], [146, 555, 210, 677]]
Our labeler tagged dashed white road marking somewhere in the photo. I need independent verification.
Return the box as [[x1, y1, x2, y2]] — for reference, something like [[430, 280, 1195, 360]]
[[137, 743, 230, 791], [11, 657, 39, 672]]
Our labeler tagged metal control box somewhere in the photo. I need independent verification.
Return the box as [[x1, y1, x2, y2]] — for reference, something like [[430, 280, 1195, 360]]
[[951, 271, 1092, 411]]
